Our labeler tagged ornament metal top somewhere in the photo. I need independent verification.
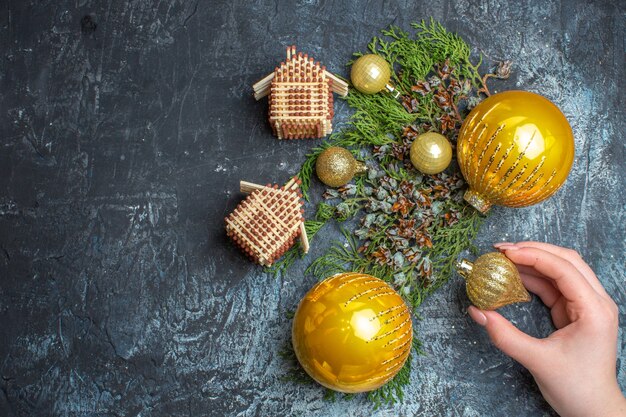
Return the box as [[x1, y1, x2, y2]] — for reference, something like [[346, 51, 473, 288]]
[[252, 46, 349, 140], [350, 54, 400, 98], [292, 272, 413, 393], [457, 90, 575, 213]]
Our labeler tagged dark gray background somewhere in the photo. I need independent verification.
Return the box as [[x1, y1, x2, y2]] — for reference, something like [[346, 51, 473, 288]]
[[1, 0, 624, 416]]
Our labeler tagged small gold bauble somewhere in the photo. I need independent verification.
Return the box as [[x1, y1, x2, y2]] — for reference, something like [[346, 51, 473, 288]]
[[456, 252, 531, 310], [316, 147, 366, 187], [457, 90, 575, 213], [409, 132, 453, 175], [292, 272, 413, 393], [350, 54, 392, 94]]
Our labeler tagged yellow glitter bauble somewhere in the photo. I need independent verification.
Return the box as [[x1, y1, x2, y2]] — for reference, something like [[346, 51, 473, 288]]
[[456, 252, 531, 310], [350, 54, 391, 94], [409, 132, 452, 174], [292, 272, 413, 393], [457, 90, 575, 213], [316, 147, 366, 187]]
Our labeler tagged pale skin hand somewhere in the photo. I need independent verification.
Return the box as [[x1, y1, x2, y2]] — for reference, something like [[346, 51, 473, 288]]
[[467, 241, 626, 417]]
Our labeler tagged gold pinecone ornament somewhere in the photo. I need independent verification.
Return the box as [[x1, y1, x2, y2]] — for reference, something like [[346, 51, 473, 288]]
[[456, 252, 531, 310]]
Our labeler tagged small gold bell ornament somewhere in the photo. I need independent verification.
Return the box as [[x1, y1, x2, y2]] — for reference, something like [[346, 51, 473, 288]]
[[292, 272, 413, 393], [409, 132, 453, 175], [457, 90, 575, 213], [316, 147, 367, 187], [456, 252, 531, 310], [350, 54, 399, 98]]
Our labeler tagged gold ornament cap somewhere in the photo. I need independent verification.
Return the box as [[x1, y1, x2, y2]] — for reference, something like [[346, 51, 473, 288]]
[[316, 146, 366, 187], [463, 189, 492, 214], [409, 132, 453, 175], [456, 252, 531, 310], [350, 54, 394, 95], [292, 272, 413, 393]]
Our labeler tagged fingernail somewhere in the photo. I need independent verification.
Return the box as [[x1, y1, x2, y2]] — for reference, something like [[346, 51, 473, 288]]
[[496, 244, 519, 251], [468, 306, 487, 326], [493, 241, 515, 248]]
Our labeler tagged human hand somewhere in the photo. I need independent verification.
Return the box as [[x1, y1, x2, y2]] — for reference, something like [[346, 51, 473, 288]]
[[467, 241, 625, 417]]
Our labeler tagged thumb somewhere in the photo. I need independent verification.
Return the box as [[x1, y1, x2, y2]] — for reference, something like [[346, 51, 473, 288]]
[[468, 306, 544, 371]]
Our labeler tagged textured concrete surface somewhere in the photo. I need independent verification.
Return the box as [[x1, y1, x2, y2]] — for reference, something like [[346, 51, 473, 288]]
[[1, 0, 624, 416]]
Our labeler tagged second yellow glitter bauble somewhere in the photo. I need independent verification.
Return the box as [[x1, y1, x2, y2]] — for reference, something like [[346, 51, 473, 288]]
[[350, 54, 391, 94], [316, 147, 366, 187], [292, 272, 413, 393], [409, 132, 453, 174]]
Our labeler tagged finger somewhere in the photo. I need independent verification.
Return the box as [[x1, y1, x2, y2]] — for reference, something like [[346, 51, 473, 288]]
[[509, 242, 608, 298], [468, 306, 544, 371], [517, 265, 560, 292], [550, 296, 571, 329], [501, 247, 598, 304], [519, 273, 571, 328], [515, 264, 553, 283], [516, 264, 545, 278], [520, 273, 560, 307]]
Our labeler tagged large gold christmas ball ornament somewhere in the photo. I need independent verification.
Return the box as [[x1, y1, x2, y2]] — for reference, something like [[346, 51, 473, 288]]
[[456, 252, 531, 310], [457, 90, 575, 213], [409, 132, 453, 174], [292, 272, 413, 393], [350, 54, 397, 96], [316, 147, 366, 187]]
